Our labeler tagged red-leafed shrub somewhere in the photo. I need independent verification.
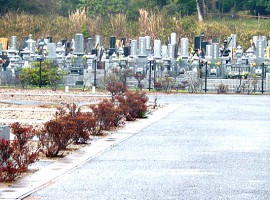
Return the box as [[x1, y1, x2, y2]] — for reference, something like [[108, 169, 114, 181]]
[[106, 81, 127, 97], [38, 117, 76, 157], [90, 99, 123, 132], [0, 122, 41, 182], [10, 123, 40, 171], [116, 91, 148, 121], [0, 139, 20, 182]]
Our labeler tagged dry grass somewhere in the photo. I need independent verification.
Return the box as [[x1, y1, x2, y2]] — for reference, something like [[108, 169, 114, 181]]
[[0, 9, 270, 50]]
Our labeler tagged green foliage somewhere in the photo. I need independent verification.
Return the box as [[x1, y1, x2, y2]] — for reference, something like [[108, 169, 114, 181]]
[[0, 0, 270, 17], [18, 60, 66, 90]]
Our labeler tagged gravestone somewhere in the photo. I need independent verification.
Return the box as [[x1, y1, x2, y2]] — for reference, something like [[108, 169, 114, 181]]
[[0, 126, 10, 140], [10, 36, 17, 50], [130, 40, 138, 56], [138, 37, 146, 56], [145, 36, 151, 55], [230, 34, 237, 49], [0, 38, 8, 50], [255, 36, 266, 60], [109, 36, 116, 56], [171, 32, 177, 45], [205, 44, 213, 61], [154, 40, 161, 59], [95, 35, 101, 48], [74, 33, 84, 55], [162, 45, 168, 58], [201, 40, 208, 57], [168, 44, 175, 59], [194, 35, 201, 52], [26, 34, 36, 53], [0, 43, 2, 55], [85, 37, 93, 54], [212, 43, 219, 60], [180, 38, 189, 59], [123, 46, 130, 57], [47, 43, 56, 59]]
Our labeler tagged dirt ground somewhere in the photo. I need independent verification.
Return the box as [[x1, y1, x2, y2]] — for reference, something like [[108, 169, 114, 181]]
[[0, 88, 110, 128]]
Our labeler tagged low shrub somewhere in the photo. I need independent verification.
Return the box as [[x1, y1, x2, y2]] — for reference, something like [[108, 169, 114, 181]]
[[38, 118, 76, 157], [217, 82, 228, 94], [0, 123, 40, 182], [116, 91, 148, 121], [90, 99, 123, 132], [0, 139, 20, 182], [10, 123, 40, 171]]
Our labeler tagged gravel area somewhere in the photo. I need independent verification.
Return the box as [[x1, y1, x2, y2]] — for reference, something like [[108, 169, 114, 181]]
[[0, 88, 111, 127]]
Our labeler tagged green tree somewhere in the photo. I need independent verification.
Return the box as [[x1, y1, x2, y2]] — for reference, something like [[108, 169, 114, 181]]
[[79, 0, 127, 17], [19, 60, 66, 90]]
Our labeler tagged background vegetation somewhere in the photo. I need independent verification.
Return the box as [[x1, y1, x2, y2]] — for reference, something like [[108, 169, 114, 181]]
[[0, 0, 269, 50]]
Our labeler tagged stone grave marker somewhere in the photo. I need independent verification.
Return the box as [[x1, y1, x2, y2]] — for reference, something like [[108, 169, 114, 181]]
[[171, 32, 177, 45], [138, 37, 146, 56], [0, 126, 10, 141], [154, 39, 161, 59], [47, 43, 56, 59], [180, 37, 189, 59], [162, 45, 168, 58], [130, 40, 138, 56], [0, 43, 2, 55], [205, 44, 213, 61], [212, 43, 219, 60], [10, 36, 17, 50], [74, 33, 84, 55]]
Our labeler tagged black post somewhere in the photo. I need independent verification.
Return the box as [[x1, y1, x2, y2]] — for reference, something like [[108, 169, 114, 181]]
[[204, 61, 207, 93], [239, 66, 241, 86], [261, 62, 264, 94], [153, 62, 156, 86], [149, 60, 152, 91], [39, 58, 42, 88], [94, 59, 97, 87]]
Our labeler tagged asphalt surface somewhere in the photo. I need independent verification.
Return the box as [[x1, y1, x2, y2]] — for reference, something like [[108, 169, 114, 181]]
[[2, 94, 270, 200]]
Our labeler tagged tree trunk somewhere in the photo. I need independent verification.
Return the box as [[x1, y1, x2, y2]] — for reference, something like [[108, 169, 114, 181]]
[[196, 0, 204, 22]]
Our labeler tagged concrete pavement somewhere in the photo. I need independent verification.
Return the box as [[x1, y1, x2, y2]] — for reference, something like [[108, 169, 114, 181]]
[[1, 94, 270, 199]]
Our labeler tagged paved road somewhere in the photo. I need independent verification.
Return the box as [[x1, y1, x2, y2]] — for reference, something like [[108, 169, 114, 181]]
[[25, 94, 270, 200]]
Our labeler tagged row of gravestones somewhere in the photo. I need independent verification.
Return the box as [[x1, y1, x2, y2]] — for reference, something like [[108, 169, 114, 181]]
[[0, 33, 270, 87]]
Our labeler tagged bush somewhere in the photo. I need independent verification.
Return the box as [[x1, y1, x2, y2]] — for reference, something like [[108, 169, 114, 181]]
[[38, 117, 76, 157], [10, 123, 40, 171], [0, 139, 19, 182], [68, 113, 93, 144], [217, 82, 228, 94], [0, 123, 40, 182], [116, 91, 148, 121], [106, 81, 127, 97], [90, 99, 123, 132]]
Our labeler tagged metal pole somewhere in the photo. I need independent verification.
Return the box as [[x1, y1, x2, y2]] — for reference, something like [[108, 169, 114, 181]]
[[153, 62, 156, 86], [94, 59, 97, 87], [204, 61, 207, 93], [39, 58, 42, 88], [149, 60, 152, 91], [261, 63, 264, 94]]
